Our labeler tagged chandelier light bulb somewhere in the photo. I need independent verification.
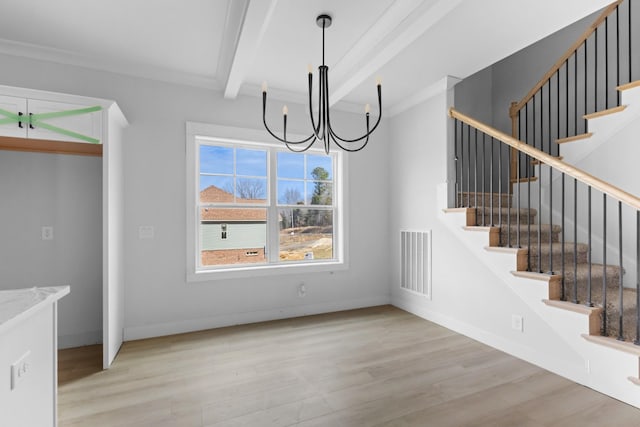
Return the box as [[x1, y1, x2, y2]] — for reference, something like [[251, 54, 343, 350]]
[[365, 104, 371, 114], [307, 63, 313, 74], [262, 81, 268, 92], [282, 105, 288, 116], [376, 76, 382, 86]]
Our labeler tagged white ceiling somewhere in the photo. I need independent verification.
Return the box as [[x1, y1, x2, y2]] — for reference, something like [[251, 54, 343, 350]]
[[0, 0, 611, 115]]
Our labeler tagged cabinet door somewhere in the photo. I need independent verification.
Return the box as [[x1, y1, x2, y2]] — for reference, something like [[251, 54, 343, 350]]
[[0, 95, 28, 138], [27, 99, 102, 144]]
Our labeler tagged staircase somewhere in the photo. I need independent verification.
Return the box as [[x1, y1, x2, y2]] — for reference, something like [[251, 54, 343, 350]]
[[440, 0, 640, 408], [460, 192, 636, 343]]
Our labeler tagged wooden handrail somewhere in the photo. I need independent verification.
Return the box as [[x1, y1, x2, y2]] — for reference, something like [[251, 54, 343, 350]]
[[509, 0, 623, 118], [450, 107, 640, 211]]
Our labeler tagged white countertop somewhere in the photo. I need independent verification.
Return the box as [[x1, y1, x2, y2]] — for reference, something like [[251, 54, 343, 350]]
[[0, 286, 70, 335]]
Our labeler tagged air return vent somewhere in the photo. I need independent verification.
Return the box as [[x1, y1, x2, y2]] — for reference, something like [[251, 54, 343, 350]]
[[400, 230, 432, 298]]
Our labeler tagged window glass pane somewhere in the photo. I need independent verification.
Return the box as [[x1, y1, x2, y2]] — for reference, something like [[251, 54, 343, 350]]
[[236, 148, 267, 177], [200, 207, 267, 266], [307, 181, 333, 205], [306, 155, 333, 180], [277, 152, 304, 179], [277, 180, 304, 205], [235, 178, 267, 203], [279, 208, 333, 262], [200, 145, 233, 174], [200, 175, 233, 203]]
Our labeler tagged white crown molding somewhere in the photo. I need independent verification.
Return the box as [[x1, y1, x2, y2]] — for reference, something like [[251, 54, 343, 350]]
[[0, 38, 222, 90], [388, 75, 461, 117]]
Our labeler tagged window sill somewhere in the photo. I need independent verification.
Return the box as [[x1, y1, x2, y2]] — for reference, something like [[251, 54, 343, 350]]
[[187, 260, 347, 282]]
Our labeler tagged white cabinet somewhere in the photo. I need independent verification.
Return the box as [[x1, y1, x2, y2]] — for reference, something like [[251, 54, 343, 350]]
[[0, 95, 102, 144], [0, 95, 27, 138]]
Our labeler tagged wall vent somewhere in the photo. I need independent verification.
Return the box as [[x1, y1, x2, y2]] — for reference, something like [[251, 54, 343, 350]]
[[400, 230, 432, 299]]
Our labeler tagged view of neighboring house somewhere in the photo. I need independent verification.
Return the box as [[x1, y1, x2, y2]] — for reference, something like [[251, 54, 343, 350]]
[[199, 185, 266, 266]]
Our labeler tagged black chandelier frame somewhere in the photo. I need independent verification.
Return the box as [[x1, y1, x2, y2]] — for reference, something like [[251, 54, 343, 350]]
[[262, 14, 382, 154]]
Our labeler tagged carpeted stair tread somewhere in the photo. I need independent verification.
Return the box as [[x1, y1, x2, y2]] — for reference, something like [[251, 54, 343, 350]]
[[459, 192, 512, 208], [527, 242, 588, 272]]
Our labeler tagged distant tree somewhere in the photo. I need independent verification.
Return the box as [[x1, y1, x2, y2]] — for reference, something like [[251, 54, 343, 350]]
[[310, 167, 331, 206], [307, 167, 332, 226], [234, 179, 266, 200]]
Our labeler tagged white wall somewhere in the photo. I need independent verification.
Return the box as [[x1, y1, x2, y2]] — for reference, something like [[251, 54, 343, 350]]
[[389, 82, 587, 383], [0, 53, 391, 343]]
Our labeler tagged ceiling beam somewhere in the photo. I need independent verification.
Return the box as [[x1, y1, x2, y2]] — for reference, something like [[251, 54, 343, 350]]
[[223, 0, 278, 99], [329, 0, 463, 106]]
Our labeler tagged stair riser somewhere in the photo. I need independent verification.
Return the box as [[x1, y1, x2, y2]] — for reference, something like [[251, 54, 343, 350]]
[[459, 193, 512, 208], [529, 253, 588, 272], [500, 232, 560, 246]]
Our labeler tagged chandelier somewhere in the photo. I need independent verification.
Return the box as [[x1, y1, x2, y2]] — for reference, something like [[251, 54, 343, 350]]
[[262, 14, 382, 154]]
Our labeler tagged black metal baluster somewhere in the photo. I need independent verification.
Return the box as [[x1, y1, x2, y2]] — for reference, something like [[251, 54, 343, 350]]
[[584, 39, 588, 132], [562, 173, 566, 300], [455, 120, 459, 207], [603, 194, 608, 336], [490, 136, 494, 225], [538, 87, 543, 271], [549, 80, 554, 274], [573, 178, 578, 304], [587, 187, 593, 306], [618, 200, 624, 341], [504, 144, 508, 244], [574, 52, 578, 136], [617, 5, 621, 105], [557, 69, 560, 157], [593, 26, 600, 111], [566, 60, 569, 137], [474, 129, 478, 211], [480, 132, 487, 225], [606, 16, 609, 108], [629, 0, 632, 84], [467, 124, 471, 207]]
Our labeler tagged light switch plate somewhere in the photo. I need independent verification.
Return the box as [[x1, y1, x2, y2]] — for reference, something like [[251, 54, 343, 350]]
[[138, 226, 155, 239], [11, 350, 31, 390], [41, 226, 54, 240]]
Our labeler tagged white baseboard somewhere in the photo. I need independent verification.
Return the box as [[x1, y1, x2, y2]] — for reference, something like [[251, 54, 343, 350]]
[[124, 294, 391, 341], [58, 330, 102, 349]]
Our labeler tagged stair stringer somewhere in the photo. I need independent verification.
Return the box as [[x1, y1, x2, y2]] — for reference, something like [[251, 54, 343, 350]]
[[439, 207, 640, 408], [559, 83, 640, 166]]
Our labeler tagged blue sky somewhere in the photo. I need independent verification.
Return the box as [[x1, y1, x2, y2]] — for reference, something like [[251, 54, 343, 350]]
[[199, 145, 333, 205]]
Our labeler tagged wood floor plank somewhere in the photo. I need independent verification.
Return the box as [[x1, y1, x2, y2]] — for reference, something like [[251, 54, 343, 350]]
[[58, 305, 640, 426]]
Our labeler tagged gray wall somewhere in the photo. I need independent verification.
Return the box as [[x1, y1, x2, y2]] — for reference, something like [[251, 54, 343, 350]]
[[0, 151, 102, 347], [0, 51, 391, 345]]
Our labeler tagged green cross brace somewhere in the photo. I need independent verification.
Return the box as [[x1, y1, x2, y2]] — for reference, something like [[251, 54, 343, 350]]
[[0, 105, 102, 144]]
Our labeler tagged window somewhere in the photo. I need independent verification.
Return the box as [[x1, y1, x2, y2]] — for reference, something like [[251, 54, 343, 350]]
[[186, 122, 346, 281]]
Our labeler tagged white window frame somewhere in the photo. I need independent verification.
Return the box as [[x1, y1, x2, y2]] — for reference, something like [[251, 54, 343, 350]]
[[186, 121, 348, 282]]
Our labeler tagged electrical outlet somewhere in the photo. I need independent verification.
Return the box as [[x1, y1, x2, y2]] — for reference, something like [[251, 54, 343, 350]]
[[11, 351, 31, 390], [41, 226, 54, 240], [511, 314, 524, 332], [298, 283, 307, 298]]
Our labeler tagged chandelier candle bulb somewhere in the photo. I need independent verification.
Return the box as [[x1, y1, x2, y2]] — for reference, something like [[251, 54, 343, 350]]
[[307, 63, 313, 74], [376, 76, 382, 86], [365, 104, 370, 114], [282, 105, 288, 116], [262, 81, 267, 92]]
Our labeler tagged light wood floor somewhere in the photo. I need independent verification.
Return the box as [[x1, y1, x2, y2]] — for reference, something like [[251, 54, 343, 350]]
[[58, 306, 640, 426]]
